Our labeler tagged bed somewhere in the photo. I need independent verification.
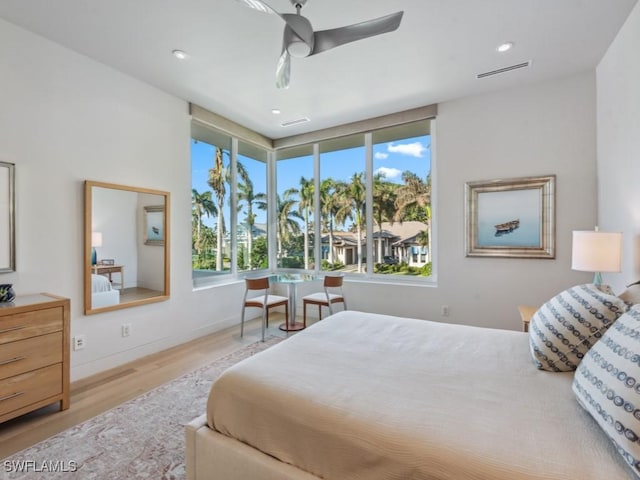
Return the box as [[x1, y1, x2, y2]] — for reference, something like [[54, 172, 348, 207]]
[[90, 273, 119, 308], [186, 309, 636, 479]]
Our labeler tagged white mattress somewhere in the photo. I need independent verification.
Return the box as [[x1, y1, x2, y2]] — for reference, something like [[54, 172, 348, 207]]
[[207, 311, 633, 479]]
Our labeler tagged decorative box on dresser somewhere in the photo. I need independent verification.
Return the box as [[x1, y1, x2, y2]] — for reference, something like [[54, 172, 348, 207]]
[[0, 293, 70, 423]]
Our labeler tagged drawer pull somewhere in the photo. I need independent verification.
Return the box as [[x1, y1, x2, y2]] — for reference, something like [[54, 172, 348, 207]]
[[0, 391, 24, 402], [0, 356, 25, 366], [0, 325, 25, 334]]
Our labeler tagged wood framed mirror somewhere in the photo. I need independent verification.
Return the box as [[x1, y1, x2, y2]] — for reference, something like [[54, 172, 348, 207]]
[[84, 181, 170, 314]]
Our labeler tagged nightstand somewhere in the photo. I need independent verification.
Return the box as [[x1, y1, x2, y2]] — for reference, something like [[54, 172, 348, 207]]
[[92, 264, 124, 290], [518, 305, 538, 333]]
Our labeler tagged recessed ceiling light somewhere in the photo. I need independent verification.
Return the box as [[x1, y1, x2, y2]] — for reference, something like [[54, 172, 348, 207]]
[[172, 49, 189, 60], [271, 109, 281, 115], [496, 42, 514, 53]]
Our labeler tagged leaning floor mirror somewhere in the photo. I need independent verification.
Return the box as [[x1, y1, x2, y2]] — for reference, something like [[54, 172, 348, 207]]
[[84, 181, 170, 314]]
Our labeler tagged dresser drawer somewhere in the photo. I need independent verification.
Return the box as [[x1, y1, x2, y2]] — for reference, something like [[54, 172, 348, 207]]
[[0, 307, 63, 345], [0, 364, 62, 417], [0, 332, 63, 380]]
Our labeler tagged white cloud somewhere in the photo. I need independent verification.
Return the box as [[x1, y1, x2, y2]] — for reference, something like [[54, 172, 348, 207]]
[[375, 167, 402, 179], [387, 141, 428, 158], [374, 152, 389, 160]]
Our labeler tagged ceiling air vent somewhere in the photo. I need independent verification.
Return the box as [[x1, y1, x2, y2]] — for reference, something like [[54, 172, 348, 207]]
[[281, 117, 310, 127], [476, 61, 531, 79]]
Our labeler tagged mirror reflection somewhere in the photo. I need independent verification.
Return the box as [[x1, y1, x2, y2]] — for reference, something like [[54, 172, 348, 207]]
[[84, 181, 170, 314]]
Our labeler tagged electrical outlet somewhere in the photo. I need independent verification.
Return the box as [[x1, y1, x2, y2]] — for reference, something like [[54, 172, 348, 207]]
[[121, 324, 131, 337], [73, 334, 86, 351], [441, 305, 450, 317]]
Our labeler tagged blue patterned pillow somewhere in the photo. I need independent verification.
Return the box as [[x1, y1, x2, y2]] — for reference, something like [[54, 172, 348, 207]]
[[573, 306, 640, 477], [529, 284, 628, 372]]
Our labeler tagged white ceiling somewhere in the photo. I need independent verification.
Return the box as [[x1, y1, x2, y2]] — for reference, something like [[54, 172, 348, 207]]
[[0, 0, 636, 139]]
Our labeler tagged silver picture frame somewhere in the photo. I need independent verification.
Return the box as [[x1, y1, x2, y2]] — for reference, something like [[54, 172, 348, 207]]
[[465, 175, 556, 259], [0, 161, 15, 273]]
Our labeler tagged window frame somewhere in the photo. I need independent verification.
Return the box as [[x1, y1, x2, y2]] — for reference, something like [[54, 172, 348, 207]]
[[190, 111, 437, 288]]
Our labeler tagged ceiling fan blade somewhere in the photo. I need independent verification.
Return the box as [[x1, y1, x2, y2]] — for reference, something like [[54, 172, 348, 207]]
[[235, 0, 279, 15], [312, 11, 404, 55], [276, 47, 291, 89]]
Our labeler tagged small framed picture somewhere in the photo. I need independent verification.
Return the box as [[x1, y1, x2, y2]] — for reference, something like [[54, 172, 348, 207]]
[[144, 205, 165, 246], [99, 259, 115, 265]]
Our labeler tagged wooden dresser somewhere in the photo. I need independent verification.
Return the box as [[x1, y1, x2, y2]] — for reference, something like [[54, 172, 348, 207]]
[[0, 293, 70, 423]]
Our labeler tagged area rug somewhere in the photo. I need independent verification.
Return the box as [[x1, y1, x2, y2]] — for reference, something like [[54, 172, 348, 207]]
[[2, 337, 282, 480]]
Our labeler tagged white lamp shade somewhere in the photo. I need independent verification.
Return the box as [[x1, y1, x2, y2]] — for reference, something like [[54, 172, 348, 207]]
[[91, 232, 103, 248], [571, 230, 622, 273]]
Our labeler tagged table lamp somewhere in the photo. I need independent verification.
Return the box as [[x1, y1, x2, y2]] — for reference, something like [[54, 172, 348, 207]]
[[91, 232, 103, 266], [571, 228, 622, 284]]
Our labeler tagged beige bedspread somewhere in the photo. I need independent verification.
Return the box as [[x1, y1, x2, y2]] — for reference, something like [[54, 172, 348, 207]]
[[207, 311, 632, 479]]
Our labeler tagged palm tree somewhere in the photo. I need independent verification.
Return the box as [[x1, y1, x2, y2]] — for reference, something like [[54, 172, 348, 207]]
[[416, 229, 429, 247], [372, 173, 397, 263], [191, 189, 216, 259], [237, 162, 266, 269], [394, 171, 431, 222], [319, 179, 343, 265], [208, 147, 228, 271], [344, 173, 366, 272], [276, 189, 302, 259], [298, 176, 314, 269]]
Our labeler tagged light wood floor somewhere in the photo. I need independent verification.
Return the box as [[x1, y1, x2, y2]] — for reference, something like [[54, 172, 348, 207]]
[[0, 313, 307, 459]]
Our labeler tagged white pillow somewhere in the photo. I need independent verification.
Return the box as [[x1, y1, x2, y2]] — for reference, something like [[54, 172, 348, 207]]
[[619, 283, 640, 306], [529, 284, 628, 372], [573, 305, 640, 477]]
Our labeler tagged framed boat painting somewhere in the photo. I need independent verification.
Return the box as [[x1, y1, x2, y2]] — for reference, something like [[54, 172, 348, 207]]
[[465, 175, 555, 258]]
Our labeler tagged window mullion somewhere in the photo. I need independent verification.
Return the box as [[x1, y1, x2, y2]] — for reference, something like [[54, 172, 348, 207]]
[[365, 133, 373, 278], [230, 137, 238, 275]]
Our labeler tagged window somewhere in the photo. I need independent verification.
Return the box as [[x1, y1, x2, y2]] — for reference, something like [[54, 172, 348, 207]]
[[191, 130, 231, 282], [319, 135, 366, 274], [372, 121, 431, 277], [276, 145, 314, 270], [191, 123, 270, 285], [237, 141, 268, 272], [191, 108, 434, 286]]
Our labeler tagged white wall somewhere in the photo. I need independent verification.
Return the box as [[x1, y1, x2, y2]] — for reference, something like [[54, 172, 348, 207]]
[[596, 2, 640, 291], [0, 17, 601, 381], [0, 18, 248, 380]]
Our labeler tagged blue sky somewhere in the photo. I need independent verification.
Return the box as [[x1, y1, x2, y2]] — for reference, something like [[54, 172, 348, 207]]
[[191, 135, 431, 228]]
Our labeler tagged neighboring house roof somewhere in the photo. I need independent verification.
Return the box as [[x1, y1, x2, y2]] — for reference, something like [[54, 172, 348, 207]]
[[320, 222, 429, 247], [371, 221, 429, 245], [320, 232, 361, 247]]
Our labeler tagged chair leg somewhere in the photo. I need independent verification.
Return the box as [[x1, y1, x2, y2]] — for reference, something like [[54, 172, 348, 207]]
[[318, 305, 322, 321], [285, 302, 289, 334], [266, 308, 269, 328], [261, 307, 266, 342], [240, 306, 246, 338], [303, 301, 307, 328]]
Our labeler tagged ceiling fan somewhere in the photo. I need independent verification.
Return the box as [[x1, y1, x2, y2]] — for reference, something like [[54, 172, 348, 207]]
[[236, 0, 404, 89]]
